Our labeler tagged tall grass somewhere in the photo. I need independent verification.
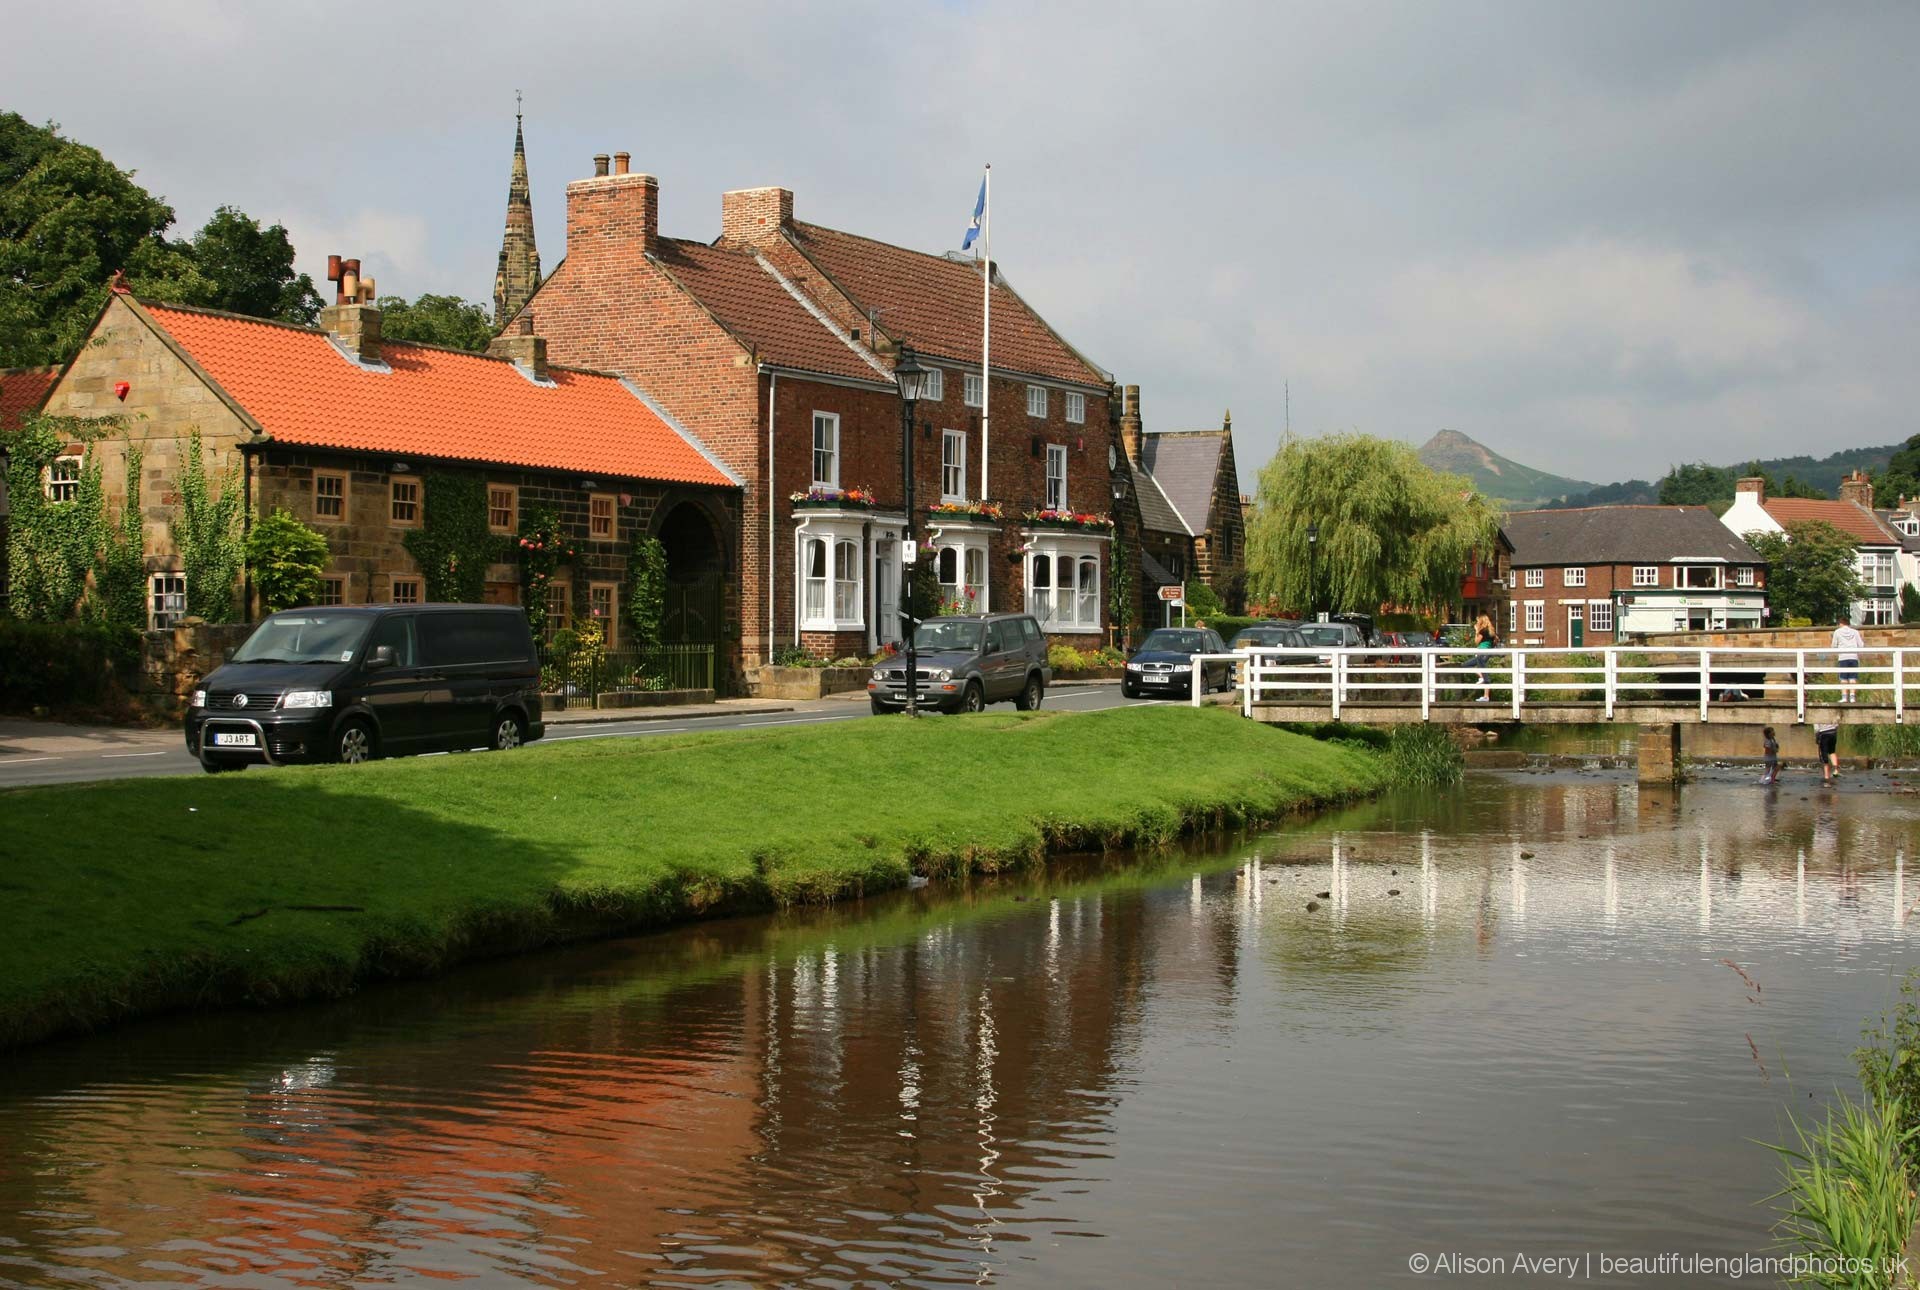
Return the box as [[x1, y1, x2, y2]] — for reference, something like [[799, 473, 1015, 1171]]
[[1765, 1095, 1915, 1288], [1841, 725, 1920, 759], [1385, 724, 1465, 786]]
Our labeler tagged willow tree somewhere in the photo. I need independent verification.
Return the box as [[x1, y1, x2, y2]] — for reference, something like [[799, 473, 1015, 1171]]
[[1245, 433, 1501, 616]]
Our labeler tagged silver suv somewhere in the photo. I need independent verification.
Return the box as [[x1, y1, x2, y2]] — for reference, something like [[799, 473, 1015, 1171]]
[[867, 613, 1052, 714]]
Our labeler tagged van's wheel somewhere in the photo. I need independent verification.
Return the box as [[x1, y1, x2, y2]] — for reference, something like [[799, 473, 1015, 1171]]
[[491, 712, 527, 751], [962, 681, 986, 713], [200, 758, 243, 774], [1015, 674, 1044, 711], [333, 719, 376, 765]]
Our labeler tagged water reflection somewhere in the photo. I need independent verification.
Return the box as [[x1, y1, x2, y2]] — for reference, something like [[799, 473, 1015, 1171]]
[[1, 775, 1917, 1287]]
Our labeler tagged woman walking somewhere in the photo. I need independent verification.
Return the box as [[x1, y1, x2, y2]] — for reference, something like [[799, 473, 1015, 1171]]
[[1474, 613, 1497, 702]]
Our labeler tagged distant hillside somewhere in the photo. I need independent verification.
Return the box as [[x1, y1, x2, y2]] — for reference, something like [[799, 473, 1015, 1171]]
[[1416, 430, 1596, 508], [1542, 442, 1904, 511]]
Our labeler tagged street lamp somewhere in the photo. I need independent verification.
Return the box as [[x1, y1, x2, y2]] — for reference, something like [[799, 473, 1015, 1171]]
[[1306, 522, 1319, 620], [894, 345, 932, 716]]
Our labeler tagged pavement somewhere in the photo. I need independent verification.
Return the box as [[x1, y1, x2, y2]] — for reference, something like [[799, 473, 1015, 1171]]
[[0, 679, 1135, 788]]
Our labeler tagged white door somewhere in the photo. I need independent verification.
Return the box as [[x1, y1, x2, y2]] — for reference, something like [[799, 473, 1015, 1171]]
[[876, 541, 901, 646]]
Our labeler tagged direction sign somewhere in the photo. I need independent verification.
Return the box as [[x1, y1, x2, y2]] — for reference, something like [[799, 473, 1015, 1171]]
[[1157, 585, 1184, 604]]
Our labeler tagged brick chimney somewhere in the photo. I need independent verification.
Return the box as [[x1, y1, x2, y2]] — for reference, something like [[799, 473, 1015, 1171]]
[[720, 187, 794, 246], [487, 313, 549, 382], [1839, 469, 1874, 509], [1119, 384, 1144, 466], [1735, 475, 1766, 503], [321, 254, 382, 364], [566, 150, 658, 261]]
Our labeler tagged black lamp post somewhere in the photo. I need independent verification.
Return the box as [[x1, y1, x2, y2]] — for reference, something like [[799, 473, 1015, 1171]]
[[1306, 522, 1319, 620], [894, 346, 932, 716]]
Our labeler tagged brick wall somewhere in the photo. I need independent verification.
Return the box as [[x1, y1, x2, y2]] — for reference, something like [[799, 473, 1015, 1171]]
[[1507, 561, 1770, 648]]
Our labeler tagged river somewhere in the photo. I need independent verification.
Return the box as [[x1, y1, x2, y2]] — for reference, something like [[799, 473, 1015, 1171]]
[[1, 768, 1915, 1287]]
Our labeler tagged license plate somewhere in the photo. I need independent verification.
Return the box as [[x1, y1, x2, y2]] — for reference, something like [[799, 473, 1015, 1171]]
[[212, 732, 257, 747], [1147, 675, 1176, 685]]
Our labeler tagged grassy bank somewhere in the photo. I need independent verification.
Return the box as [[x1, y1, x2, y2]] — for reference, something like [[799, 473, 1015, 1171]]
[[0, 705, 1385, 1049]]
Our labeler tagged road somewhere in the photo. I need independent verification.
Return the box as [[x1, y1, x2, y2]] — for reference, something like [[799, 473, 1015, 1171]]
[[0, 684, 1152, 789]]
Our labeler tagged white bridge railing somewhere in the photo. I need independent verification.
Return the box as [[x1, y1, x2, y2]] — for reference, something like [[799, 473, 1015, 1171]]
[[1179, 646, 1909, 723]]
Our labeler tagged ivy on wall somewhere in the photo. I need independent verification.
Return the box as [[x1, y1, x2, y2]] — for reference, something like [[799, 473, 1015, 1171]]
[[402, 471, 494, 604], [516, 505, 576, 640], [3, 413, 144, 628], [626, 534, 666, 650], [1107, 533, 1135, 646], [247, 509, 330, 612], [174, 429, 245, 623]]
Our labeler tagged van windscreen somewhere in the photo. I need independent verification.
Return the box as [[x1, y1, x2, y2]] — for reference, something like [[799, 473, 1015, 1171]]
[[230, 612, 372, 664]]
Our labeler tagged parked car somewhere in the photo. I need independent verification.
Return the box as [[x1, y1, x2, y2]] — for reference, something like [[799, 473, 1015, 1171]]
[[186, 604, 545, 772], [1330, 612, 1376, 645], [1228, 623, 1314, 684], [1378, 630, 1437, 665], [1294, 621, 1367, 658], [867, 613, 1051, 714], [1123, 627, 1232, 699]]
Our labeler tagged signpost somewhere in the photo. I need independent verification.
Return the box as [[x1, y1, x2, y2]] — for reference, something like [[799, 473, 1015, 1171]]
[[1158, 584, 1185, 627]]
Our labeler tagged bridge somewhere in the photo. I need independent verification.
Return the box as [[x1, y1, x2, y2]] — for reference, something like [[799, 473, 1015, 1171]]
[[1179, 645, 1909, 782]]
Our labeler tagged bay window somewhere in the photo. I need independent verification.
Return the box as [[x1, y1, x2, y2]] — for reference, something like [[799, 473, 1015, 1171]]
[[833, 539, 859, 620], [1024, 534, 1102, 632], [796, 516, 867, 631]]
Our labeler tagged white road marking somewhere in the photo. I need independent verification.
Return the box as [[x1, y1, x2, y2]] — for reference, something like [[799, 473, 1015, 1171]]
[[0, 756, 60, 764], [102, 751, 169, 758]]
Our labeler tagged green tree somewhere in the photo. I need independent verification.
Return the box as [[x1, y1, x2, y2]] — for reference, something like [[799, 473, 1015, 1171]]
[[1659, 461, 1737, 508], [0, 115, 178, 366], [1902, 584, 1920, 625], [1871, 434, 1920, 506], [173, 207, 322, 323], [1747, 521, 1863, 626], [1183, 578, 1225, 619], [1245, 434, 1501, 617], [376, 294, 496, 352], [0, 115, 323, 365], [245, 509, 330, 612]]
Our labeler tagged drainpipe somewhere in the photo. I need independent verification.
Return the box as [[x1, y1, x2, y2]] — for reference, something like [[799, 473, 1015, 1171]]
[[240, 441, 256, 619], [863, 519, 875, 654], [765, 369, 777, 664]]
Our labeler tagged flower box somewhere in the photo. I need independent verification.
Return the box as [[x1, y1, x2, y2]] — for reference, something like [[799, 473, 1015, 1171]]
[[1024, 511, 1114, 533], [790, 487, 876, 510], [928, 501, 1006, 523]]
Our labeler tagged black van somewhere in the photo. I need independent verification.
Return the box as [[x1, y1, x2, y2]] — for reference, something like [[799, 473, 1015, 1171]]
[[185, 604, 545, 772]]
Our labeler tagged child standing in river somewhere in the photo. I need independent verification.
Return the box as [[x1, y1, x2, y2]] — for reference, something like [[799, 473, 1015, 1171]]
[[1761, 727, 1779, 784]]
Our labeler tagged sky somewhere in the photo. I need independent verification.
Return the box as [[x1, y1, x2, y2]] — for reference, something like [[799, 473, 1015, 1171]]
[[6, 0, 1917, 491]]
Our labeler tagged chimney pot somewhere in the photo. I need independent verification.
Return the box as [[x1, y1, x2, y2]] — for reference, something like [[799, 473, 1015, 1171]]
[[613, 151, 630, 176], [1839, 469, 1875, 510], [593, 153, 610, 177]]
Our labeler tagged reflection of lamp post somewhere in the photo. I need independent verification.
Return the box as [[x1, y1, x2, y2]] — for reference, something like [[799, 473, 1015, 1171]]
[[894, 346, 932, 716], [1306, 522, 1319, 620]]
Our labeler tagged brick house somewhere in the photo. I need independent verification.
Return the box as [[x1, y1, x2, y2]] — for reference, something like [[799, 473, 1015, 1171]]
[[1502, 506, 1767, 647], [1721, 473, 1903, 625], [1112, 385, 1246, 612], [507, 151, 1117, 673], [32, 282, 739, 643]]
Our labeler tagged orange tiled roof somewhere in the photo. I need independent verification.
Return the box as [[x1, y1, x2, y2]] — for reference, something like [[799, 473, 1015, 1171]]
[[0, 365, 60, 431], [787, 222, 1106, 387], [655, 238, 890, 385], [139, 303, 735, 488], [1762, 497, 1899, 546]]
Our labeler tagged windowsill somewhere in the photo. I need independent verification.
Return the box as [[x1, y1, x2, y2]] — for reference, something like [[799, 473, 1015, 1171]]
[[800, 620, 867, 633], [1040, 622, 1101, 635]]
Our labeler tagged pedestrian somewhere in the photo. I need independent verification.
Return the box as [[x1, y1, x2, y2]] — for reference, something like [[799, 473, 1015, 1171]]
[[1474, 613, 1496, 702], [1816, 718, 1839, 784], [1760, 726, 1779, 785], [1832, 615, 1864, 703]]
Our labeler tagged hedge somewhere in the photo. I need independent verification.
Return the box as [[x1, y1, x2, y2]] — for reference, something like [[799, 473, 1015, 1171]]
[[0, 619, 141, 714]]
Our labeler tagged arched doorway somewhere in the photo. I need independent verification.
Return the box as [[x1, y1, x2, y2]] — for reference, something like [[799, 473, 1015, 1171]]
[[656, 502, 724, 646]]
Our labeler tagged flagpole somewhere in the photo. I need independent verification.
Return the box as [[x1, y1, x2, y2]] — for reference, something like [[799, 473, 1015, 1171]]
[[980, 163, 991, 503]]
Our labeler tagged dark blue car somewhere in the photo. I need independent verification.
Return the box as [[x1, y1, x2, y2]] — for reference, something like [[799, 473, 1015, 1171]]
[[1122, 627, 1232, 699]]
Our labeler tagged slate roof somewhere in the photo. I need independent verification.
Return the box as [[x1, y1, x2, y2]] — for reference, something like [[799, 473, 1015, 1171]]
[[1762, 497, 1900, 547], [0, 365, 60, 431], [1140, 548, 1181, 587], [653, 238, 892, 386], [785, 221, 1106, 387], [1877, 510, 1920, 555], [1503, 505, 1764, 567], [1131, 464, 1192, 536], [137, 301, 737, 488], [1139, 431, 1226, 535]]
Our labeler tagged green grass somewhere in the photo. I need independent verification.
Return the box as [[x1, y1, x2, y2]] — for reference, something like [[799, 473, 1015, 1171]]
[[0, 705, 1385, 1049], [1765, 1094, 1916, 1287]]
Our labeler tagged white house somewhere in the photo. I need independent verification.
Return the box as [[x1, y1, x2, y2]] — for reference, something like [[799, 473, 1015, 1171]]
[[1720, 472, 1904, 625]]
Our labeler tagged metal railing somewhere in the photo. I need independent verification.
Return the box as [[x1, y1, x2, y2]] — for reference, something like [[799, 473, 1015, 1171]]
[[540, 643, 716, 709], [1180, 646, 1912, 723]]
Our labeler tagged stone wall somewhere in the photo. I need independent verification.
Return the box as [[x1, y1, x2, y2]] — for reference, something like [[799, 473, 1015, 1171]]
[[139, 622, 253, 717], [1638, 625, 1920, 650]]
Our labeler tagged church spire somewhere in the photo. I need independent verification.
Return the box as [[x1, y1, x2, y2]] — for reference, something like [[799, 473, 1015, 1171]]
[[494, 93, 541, 325]]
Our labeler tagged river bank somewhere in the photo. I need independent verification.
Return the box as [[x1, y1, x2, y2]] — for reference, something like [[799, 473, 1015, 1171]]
[[0, 705, 1386, 1050]]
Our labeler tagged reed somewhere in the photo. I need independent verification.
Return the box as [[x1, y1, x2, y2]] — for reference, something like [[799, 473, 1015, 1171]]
[[1384, 724, 1465, 786], [1764, 1094, 1915, 1288]]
